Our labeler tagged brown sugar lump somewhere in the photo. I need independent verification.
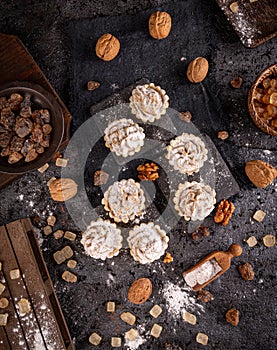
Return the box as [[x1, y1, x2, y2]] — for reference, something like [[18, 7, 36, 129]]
[[238, 263, 254, 281], [95, 33, 120, 61], [47, 215, 56, 226], [245, 160, 277, 188], [61, 246, 74, 259], [120, 312, 136, 325], [253, 210, 266, 222], [196, 332, 208, 346], [53, 229, 64, 239], [9, 268, 20, 280], [89, 332, 102, 346], [43, 225, 52, 236], [182, 311, 197, 325], [64, 231, 76, 241], [226, 308, 240, 326], [148, 11, 172, 40], [128, 278, 152, 305], [125, 328, 139, 341], [0, 313, 8, 326], [18, 298, 31, 315], [62, 271, 77, 283], [107, 301, 115, 313], [263, 234, 276, 247], [111, 337, 122, 347], [150, 324, 163, 338], [53, 250, 66, 265], [0, 298, 9, 309], [150, 304, 163, 318], [67, 259, 77, 269], [0, 283, 5, 296]]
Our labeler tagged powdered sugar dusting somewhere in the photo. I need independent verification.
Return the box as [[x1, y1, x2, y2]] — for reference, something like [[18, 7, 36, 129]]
[[161, 281, 204, 318], [125, 333, 146, 350]]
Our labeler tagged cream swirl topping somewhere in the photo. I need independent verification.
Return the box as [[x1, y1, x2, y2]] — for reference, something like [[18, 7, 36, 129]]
[[129, 83, 169, 123], [166, 133, 208, 175], [81, 219, 123, 260], [104, 118, 145, 157], [173, 181, 216, 221], [102, 179, 146, 223], [127, 222, 169, 264]]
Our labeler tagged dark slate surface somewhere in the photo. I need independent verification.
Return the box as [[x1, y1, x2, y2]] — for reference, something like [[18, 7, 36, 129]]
[[0, 1, 276, 350]]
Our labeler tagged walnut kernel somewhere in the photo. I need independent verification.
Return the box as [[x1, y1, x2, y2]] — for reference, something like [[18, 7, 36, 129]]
[[137, 162, 159, 181], [214, 199, 235, 226]]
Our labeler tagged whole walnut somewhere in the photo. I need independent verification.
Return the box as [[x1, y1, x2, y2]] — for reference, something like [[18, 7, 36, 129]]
[[95, 33, 120, 61], [149, 11, 172, 40], [245, 159, 277, 188], [187, 57, 209, 83], [49, 178, 78, 202]]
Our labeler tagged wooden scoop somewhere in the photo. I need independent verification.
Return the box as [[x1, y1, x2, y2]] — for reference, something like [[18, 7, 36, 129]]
[[182, 244, 242, 291]]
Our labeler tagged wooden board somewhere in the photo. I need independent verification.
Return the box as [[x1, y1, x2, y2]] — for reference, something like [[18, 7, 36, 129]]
[[0, 218, 74, 350], [216, 0, 277, 48], [0, 32, 72, 189]]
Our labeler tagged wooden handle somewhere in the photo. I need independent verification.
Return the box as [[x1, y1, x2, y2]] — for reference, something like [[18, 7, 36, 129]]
[[227, 243, 243, 257]]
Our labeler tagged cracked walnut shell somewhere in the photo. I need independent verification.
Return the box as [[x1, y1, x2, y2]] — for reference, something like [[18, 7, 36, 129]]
[[49, 178, 78, 202], [149, 11, 172, 40], [95, 33, 120, 61], [214, 199, 235, 226], [137, 162, 159, 181]]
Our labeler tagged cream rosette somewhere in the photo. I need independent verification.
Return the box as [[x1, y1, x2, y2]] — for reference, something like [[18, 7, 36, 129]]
[[127, 222, 169, 264], [166, 133, 208, 175], [173, 181, 216, 221], [102, 179, 145, 223], [81, 219, 123, 260], [129, 83, 169, 123], [104, 118, 145, 157]]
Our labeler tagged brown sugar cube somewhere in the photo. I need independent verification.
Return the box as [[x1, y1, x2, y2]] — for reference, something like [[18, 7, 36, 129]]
[[253, 210, 266, 222], [94, 170, 109, 186], [89, 332, 102, 346], [61, 246, 74, 259], [43, 225, 52, 236], [149, 304, 163, 318], [53, 250, 66, 264], [226, 308, 240, 326], [62, 271, 77, 283], [18, 298, 31, 315], [150, 324, 163, 338], [230, 2, 239, 12], [182, 311, 197, 325], [246, 236, 258, 248], [0, 283, 5, 296], [0, 261, 2, 271], [64, 231, 77, 241], [56, 158, 68, 167], [9, 269, 20, 280], [47, 177, 56, 187], [238, 263, 255, 281], [217, 131, 229, 140], [67, 260, 77, 269], [87, 81, 100, 91], [263, 234, 275, 247], [53, 230, 64, 239], [37, 163, 49, 173], [0, 313, 8, 326], [196, 333, 208, 346], [107, 301, 115, 313], [0, 298, 9, 309], [111, 337, 122, 347], [125, 328, 139, 341], [120, 312, 136, 325], [47, 215, 56, 226]]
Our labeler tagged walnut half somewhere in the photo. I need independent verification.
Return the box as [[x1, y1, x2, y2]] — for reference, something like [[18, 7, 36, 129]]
[[137, 162, 159, 181], [214, 199, 235, 226]]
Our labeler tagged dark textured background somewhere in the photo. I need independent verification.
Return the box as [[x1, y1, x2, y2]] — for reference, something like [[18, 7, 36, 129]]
[[0, 1, 276, 349]]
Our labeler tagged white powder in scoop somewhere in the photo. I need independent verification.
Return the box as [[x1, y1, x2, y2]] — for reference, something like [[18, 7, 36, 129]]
[[162, 281, 204, 319], [184, 259, 222, 287]]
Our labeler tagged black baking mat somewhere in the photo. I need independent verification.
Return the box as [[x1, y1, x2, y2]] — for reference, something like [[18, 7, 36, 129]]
[[68, 0, 277, 154]]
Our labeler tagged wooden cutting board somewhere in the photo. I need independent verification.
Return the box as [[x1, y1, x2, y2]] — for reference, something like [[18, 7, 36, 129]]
[[0, 32, 72, 189], [0, 218, 74, 349]]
